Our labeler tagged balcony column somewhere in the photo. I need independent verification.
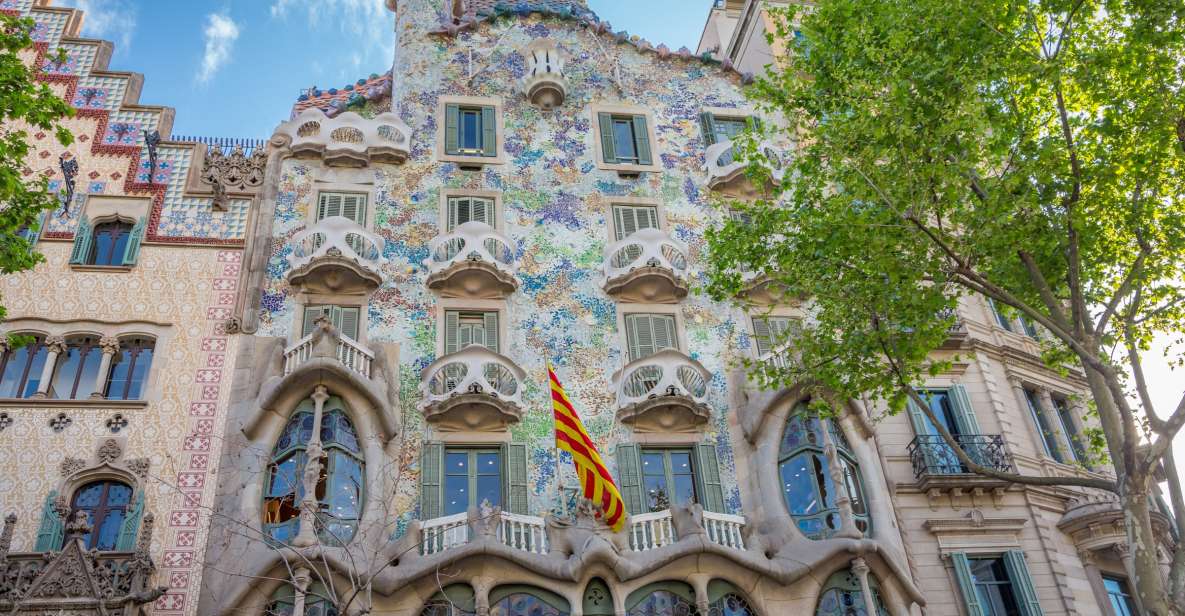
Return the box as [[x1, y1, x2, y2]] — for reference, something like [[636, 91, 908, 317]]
[[31, 335, 67, 399], [690, 574, 711, 615], [471, 577, 491, 616], [1038, 388, 1073, 461], [850, 558, 879, 616], [291, 567, 312, 616], [90, 336, 121, 399], [293, 385, 329, 548]]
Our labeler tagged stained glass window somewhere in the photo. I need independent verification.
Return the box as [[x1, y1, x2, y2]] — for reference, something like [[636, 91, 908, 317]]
[[815, 570, 888, 616], [70, 480, 133, 550], [489, 587, 570, 616]]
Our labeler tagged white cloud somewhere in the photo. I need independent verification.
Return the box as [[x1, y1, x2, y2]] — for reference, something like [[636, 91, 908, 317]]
[[55, 0, 137, 55], [198, 12, 240, 85], [270, 0, 394, 74]]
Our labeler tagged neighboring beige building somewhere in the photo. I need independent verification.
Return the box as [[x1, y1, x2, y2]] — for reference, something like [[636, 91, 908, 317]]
[[697, 0, 794, 77], [0, 1, 1171, 616]]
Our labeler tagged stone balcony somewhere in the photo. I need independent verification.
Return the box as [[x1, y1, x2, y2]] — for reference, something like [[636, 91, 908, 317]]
[[907, 434, 1014, 504], [602, 228, 690, 303], [275, 109, 412, 166], [521, 39, 566, 110], [424, 221, 518, 299], [612, 349, 712, 432], [283, 326, 375, 380], [420, 345, 526, 431], [627, 509, 746, 552], [705, 139, 789, 195], [287, 216, 386, 294]]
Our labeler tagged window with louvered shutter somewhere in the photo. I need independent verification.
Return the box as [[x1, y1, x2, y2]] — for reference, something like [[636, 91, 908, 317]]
[[624, 313, 678, 362], [446, 196, 495, 231], [445, 310, 498, 354], [316, 192, 367, 224], [751, 316, 799, 357], [599, 112, 654, 167], [303, 305, 360, 339], [611, 205, 659, 241]]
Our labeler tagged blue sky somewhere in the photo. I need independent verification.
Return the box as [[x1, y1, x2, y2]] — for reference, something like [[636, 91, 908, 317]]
[[55, 0, 713, 140]]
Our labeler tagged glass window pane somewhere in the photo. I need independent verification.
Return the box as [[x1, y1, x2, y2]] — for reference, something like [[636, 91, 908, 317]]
[[444, 475, 468, 515], [95, 508, 124, 550], [476, 452, 500, 475], [93, 231, 115, 265], [672, 475, 696, 506], [48, 345, 82, 399], [0, 346, 30, 398], [461, 110, 480, 151], [74, 483, 104, 507], [780, 453, 819, 515], [74, 346, 102, 399], [613, 119, 637, 161], [126, 346, 152, 399], [475, 474, 501, 508], [640, 452, 665, 477], [326, 452, 362, 519], [268, 456, 300, 497], [21, 345, 47, 398]]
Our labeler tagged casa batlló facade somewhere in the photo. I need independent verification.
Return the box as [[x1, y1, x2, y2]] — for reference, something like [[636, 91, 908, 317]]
[[0, 1, 1172, 616]]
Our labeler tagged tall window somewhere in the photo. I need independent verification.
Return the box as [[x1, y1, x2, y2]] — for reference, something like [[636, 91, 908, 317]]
[[444, 448, 501, 516], [751, 316, 801, 367], [444, 310, 499, 354], [639, 448, 697, 512], [90, 221, 133, 266], [263, 398, 364, 545], [444, 104, 497, 158], [1052, 396, 1088, 466], [0, 336, 48, 398], [266, 583, 338, 616], [951, 552, 1043, 616], [598, 112, 653, 167], [611, 204, 659, 241], [699, 112, 758, 166], [1024, 388, 1065, 462], [1104, 575, 1137, 616], [303, 305, 361, 340], [815, 569, 888, 616], [446, 196, 495, 231], [969, 558, 1024, 615], [104, 337, 154, 400], [623, 313, 678, 362], [49, 336, 103, 399], [70, 480, 133, 551], [779, 403, 870, 539], [988, 298, 1014, 332]]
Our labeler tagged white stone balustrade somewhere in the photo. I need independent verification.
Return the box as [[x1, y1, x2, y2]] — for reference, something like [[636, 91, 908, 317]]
[[283, 331, 374, 379], [288, 216, 386, 282], [420, 345, 526, 430], [628, 510, 676, 551], [614, 349, 711, 410], [603, 227, 689, 282], [420, 512, 468, 555], [497, 512, 549, 555], [275, 108, 412, 165], [423, 221, 518, 298], [703, 511, 746, 550]]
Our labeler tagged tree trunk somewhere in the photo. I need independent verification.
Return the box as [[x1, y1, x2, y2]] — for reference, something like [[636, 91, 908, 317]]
[[1124, 487, 1173, 616]]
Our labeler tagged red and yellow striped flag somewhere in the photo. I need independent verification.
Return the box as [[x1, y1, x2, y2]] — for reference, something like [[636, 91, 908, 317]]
[[549, 363, 627, 531]]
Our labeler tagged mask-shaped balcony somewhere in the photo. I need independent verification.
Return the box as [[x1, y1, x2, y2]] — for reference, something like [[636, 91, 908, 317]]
[[276, 108, 412, 166], [705, 139, 788, 195], [424, 221, 518, 299], [283, 318, 375, 380], [612, 349, 711, 432], [287, 216, 386, 294], [420, 345, 526, 431], [521, 39, 566, 110], [602, 228, 690, 303]]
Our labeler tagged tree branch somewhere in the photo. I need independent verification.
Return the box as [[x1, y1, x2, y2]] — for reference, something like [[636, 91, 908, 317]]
[[1017, 249, 1072, 331]]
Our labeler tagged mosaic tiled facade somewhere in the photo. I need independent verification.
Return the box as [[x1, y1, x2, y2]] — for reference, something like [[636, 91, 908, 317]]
[[1, 1, 1168, 616]]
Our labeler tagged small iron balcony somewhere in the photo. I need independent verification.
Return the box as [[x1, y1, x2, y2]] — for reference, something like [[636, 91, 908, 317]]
[[907, 434, 1013, 478]]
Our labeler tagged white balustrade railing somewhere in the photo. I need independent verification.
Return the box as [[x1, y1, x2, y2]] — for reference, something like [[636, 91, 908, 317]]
[[705, 138, 789, 186], [423, 221, 517, 277], [497, 512, 549, 555], [628, 510, 676, 551], [283, 331, 374, 379], [612, 349, 711, 410], [603, 227, 689, 282], [420, 345, 526, 409], [288, 216, 386, 274], [420, 512, 469, 555], [703, 511, 746, 550], [276, 108, 412, 164]]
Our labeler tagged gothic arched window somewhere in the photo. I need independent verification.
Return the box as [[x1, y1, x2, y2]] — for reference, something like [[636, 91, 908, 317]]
[[779, 402, 870, 539], [70, 480, 133, 550], [814, 569, 889, 616], [489, 585, 571, 616], [104, 336, 154, 400], [263, 397, 364, 545]]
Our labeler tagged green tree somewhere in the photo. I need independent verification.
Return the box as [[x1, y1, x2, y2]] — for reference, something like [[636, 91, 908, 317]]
[[706, 0, 1185, 613], [0, 14, 74, 320]]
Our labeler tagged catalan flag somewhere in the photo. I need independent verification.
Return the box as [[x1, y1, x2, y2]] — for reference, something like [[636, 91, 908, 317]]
[[549, 364, 627, 531]]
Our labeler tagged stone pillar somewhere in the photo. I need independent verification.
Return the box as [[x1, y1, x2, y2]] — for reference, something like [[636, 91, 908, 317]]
[[690, 574, 711, 615], [32, 336, 66, 398], [851, 558, 880, 616], [90, 336, 121, 399], [822, 418, 861, 539], [472, 577, 491, 616], [291, 568, 312, 616], [293, 386, 329, 547], [0, 513, 15, 562]]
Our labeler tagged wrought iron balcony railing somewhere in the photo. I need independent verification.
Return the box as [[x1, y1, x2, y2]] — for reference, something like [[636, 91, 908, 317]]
[[907, 434, 1013, 479]]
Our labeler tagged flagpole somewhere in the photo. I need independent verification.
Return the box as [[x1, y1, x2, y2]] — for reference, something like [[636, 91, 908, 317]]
[[549, 361, 568, 518]]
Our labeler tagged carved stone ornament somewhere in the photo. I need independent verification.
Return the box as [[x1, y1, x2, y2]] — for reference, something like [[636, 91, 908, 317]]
[[200, 144, 267, 211], [124, 458, 150, 479], [96, 439, 122, 464], [59, 457, 86, 478], [98, 336, 121, 356]]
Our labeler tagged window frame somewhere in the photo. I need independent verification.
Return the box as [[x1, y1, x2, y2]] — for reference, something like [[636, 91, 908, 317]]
[[1023, 387, 1066, 463], [443, 446, 504, 516], [1102, 575, 1138, 616], [437, 299, 506, 358], [69, 479, 134, 551], [620, 309, 682, 363], [749, 310, 803, 367], [48, 335, 104, 400], [103, 336, 155, 401], [590, 103, 661, 174], [299, 303, 364, 342], [436, 95, 506, 166], [638, 447, 699, 512], [605, 197, 666, 244], [778, 402, 871, 540], [0, 335, 49, 399], [439, 188, 503, 232]]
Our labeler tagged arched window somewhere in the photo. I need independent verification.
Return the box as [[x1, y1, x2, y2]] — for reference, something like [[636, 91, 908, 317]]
[[263, 397, 364, 545], [625, 581, 698, 616], [89, 220, 133, 266], [265, 582, 338, 616], [707, 581, 759, 616], [104, 337, 154, 400], [815, 569, 889, 616], [779, 402, 870, 539], [420, 585, 477, 616], [49, 335, 103, 399], [489, 585, 571, 616], [70, 480, 133, 550], [0, 335, 48, 398]]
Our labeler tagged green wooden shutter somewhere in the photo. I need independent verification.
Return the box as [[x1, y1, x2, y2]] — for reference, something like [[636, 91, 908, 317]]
[[699, 112, 718, 146], [598, 113, 617, 164], [746, 115, 763, 132], [472, 198, 491, 226], [34, 491, 64, 552], [303, 306, 329, 337], [121, 216, 145, 266], [420, 442, 444, 520], [69, 217, 92, 265], [483, 312, 499, 353], [445, 104, 461, 155], [318, 193, 345, 220], [694, 443, 725, 513], [625, 314, 654, 362], [480, 106, 497, 157], [632, 115, 652, 166], [447, 197, 460, 231], [615, 444, 644, 517], [341, 194, 366, 224], [115, 489, 144, 550], [444, 310, 460, 355], [950, 553, 987, 616], [24, 211, 46, 252], [654, 314, 677, 352], [338, 307, 360, 340], [504, 442, 528, 514], [906, 392, 931, 436], [949, 384, 982, 435], [1004, 550, 1044, 616], [752, 317, 773, 356]]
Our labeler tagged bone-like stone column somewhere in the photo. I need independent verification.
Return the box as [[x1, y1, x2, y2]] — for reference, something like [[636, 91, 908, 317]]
[[293, 385, 330, 547], [31, 336, 67, 399], [822, 417, 861, 539], [851, 558, 879, 616], [291, 568, 311, 616]]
